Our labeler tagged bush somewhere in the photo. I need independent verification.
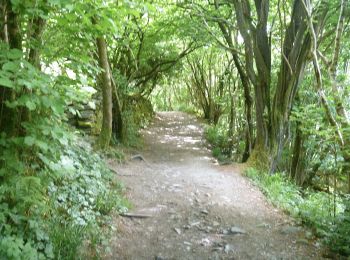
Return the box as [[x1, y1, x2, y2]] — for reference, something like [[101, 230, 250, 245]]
[[326, 198, 350, 256], [204, 125, 231, 161], [0, 136, 128, 259]]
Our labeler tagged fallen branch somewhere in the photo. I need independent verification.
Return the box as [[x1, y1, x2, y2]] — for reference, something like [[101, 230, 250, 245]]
[[120, 213, 153, 218]]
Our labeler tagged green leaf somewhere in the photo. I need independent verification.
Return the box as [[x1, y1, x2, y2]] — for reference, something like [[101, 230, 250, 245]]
[[3, 61, 18, 72], [7, 49, 23, 59], [25, 100, 36, 111], [24, 136, 36, 146], [0, 78, 14, 88]]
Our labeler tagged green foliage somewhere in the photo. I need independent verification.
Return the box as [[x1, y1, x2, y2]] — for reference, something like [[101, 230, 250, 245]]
[[120, 96, 154, 146], [327, 200, 350, 256], [0, 136, 128, 259], [47, 142, 128, 259], [0, 41, 127, 259], [204, 125, 231, 161], [245, 168, 350, 256]]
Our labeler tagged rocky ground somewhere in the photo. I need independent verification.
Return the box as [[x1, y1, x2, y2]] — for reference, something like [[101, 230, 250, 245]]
[[106, 112, 326, 260]]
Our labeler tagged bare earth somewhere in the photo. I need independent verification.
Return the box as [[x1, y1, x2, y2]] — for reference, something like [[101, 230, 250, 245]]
[[106, 112, 325, 260]]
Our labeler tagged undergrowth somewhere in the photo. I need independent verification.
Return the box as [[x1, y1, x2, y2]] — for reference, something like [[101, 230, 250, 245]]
[[245, 168, 350, 257], [0, 45, 129, 259], [0, 134, 128, 260], [204, 125, 232, 161]]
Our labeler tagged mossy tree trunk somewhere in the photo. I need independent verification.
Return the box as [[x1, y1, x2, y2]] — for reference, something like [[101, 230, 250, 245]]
[[96, 36, 113, 149]]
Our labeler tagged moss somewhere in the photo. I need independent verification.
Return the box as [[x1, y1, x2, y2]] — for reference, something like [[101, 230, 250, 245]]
[[77, 120, 93, 128], [247, 146, 270, 172]]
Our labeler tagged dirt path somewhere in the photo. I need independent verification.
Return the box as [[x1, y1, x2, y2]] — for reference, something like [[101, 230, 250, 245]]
[[107, 112, 324, 260]]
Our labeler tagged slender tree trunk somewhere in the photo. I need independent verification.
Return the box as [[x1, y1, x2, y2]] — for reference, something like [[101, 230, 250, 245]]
[[96, 36, 113, 149], [111, 74, 123, 141], [215, 15, 254, 161], [253, 0, 271, 151], [290, 122, 303, 182], [0, 0, 21, 135]]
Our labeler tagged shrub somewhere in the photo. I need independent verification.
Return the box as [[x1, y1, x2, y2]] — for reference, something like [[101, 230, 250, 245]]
[[204, 125, 231, 161]]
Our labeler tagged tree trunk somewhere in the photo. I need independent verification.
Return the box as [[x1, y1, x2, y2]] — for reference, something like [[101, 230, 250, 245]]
[[290, 122, 303, 183], [270, 0, 330, 173], [0, 0, 21, 135], [232, 0, 271, 166], [96, 36, 113, 149], [215, 15, 253, 161], [111, 74, 123, 141]]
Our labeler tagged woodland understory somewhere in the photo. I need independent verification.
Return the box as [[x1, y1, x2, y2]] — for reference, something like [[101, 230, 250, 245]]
[[0, 0, 350, 259]]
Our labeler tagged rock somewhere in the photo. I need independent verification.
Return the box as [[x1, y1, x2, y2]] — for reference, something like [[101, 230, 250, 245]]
[[155, 256, 165, 260], [230, 226, 246, 234], [78, 110, 95, 119], [222, 229, 229, 235], [183, 241, 192, 246], [190, 221, 201, 227], [174, 228, 181, 235], [224, 244, 234, 254], [212, 221, 220, 227], [200, 209, 209, 215], [84, 101, 96, 110], [200, 238, 211, 246], [183, 225, 191, 229]]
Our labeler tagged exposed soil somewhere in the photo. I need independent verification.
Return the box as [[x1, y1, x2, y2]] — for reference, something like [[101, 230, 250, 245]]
[[106, 112, 325, 260]]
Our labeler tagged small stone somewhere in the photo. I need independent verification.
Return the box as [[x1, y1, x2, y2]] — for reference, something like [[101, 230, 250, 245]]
[[224, 244, 234, 254], [200, 238, 211, 246], [174, 228, 181, 235], [213, 221, 220, 226], [155, 256, 165, 260], [201, 209, 209, 215], [230, 226, 246, 234], [184, 241, 192, 246], [190, 221, 201, 227], [183, 225, 191, 229]]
